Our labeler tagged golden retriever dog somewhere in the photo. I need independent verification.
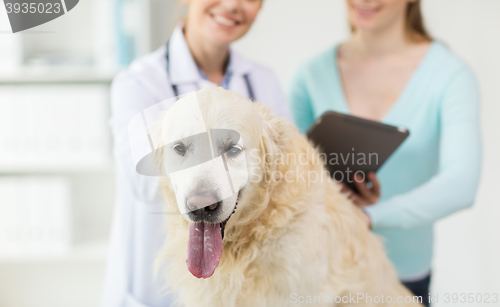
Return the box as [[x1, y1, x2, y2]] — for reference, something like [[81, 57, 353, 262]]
[[151, 87, 422, 307]]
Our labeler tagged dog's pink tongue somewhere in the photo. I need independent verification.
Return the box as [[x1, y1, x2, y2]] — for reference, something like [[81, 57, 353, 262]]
[[187, 222, 223, 279]]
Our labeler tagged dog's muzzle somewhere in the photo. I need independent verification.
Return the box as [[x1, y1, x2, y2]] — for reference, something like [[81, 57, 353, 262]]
[[186, 192, 223, 223], [186, 191, 239, 240]]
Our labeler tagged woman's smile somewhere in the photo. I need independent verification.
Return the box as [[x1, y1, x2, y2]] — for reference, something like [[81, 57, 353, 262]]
[[352, 3, 382, 19], [210, 13, 241, 29]]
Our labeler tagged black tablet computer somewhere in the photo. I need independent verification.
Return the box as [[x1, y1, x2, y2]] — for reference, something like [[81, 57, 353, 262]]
[[306, 111, 410, 191]]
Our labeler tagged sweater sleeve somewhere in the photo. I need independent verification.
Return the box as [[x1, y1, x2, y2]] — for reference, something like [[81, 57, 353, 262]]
[[288, 67, 316, 133], [364, 67, 483, 230]]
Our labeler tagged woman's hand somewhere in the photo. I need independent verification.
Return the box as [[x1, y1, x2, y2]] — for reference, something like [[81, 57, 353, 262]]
[[360, 210, 372, 229], [341, 172, 381, 207]]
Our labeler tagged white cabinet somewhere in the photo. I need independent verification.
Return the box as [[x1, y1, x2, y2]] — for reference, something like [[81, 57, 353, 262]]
[[0, 0, 174, 305], [0, 80, 115, 307], [0, 85, 111, 172], [0, 177, 71, 259]]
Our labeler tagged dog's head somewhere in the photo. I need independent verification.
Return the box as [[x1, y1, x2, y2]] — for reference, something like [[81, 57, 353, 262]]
[[151, 87, 288, 278]]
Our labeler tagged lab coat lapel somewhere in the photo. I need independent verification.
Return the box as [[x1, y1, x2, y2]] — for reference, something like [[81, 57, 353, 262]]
[[227, 50, 255, 100], [168, 26, 203, 86], [168, 25, 257, 100]]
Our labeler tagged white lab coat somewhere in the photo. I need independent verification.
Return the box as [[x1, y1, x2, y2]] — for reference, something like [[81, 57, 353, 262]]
[[101, 26, 291, 307]]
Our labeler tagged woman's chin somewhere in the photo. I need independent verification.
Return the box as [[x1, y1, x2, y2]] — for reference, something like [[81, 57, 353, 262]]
[[205, 29, 244, 46], [351, 20, 381, 32]]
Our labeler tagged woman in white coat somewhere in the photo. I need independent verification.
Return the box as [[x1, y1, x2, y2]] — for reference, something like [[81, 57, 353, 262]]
[[101, 0, 290, 306]]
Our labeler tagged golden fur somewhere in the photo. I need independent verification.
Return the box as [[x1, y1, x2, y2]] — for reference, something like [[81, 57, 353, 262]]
[[154, 88, 422, 307]]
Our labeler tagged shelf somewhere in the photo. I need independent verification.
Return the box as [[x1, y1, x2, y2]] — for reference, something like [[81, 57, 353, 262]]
[[0, 67, 118, 85], [68, 239, 109, 262], [0, 239, 109, 263], [0, 164, 115, 175]]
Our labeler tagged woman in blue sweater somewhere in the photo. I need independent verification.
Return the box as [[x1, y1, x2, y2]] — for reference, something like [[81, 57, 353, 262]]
[[289, 1, 482, 305]]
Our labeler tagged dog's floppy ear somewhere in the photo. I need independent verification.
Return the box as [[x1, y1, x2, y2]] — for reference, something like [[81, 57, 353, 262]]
[[253, 104, 293, 186]]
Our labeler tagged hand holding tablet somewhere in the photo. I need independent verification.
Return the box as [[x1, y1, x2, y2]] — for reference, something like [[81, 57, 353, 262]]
[[306, 111, 410, 193]]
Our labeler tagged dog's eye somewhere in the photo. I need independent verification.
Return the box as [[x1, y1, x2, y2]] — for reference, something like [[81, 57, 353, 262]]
[[173, 143, 186, 156], [227, 145, 242, 157]]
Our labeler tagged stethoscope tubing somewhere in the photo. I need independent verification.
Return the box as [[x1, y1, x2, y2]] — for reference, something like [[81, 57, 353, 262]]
[[165, 42, 255, 101]]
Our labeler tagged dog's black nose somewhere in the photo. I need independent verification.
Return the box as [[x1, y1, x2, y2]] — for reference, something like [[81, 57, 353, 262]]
[[186, 192, 219, 213]]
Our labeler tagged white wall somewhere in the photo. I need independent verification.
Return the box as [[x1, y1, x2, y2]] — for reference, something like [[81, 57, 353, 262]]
[[233, 0, 350, 87], [233, 0, 500, 303], [423, 0, 500, 302]]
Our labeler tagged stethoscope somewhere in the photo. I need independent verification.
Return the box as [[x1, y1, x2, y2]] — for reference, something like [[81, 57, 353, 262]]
[[165, 42, 256, 101]]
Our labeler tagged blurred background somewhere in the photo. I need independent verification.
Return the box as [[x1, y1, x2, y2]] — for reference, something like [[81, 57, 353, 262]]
[[0, 0, 498, 306]]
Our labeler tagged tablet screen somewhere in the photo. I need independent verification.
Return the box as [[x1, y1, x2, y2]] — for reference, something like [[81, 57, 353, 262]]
[[306, 111, 409, 191]]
